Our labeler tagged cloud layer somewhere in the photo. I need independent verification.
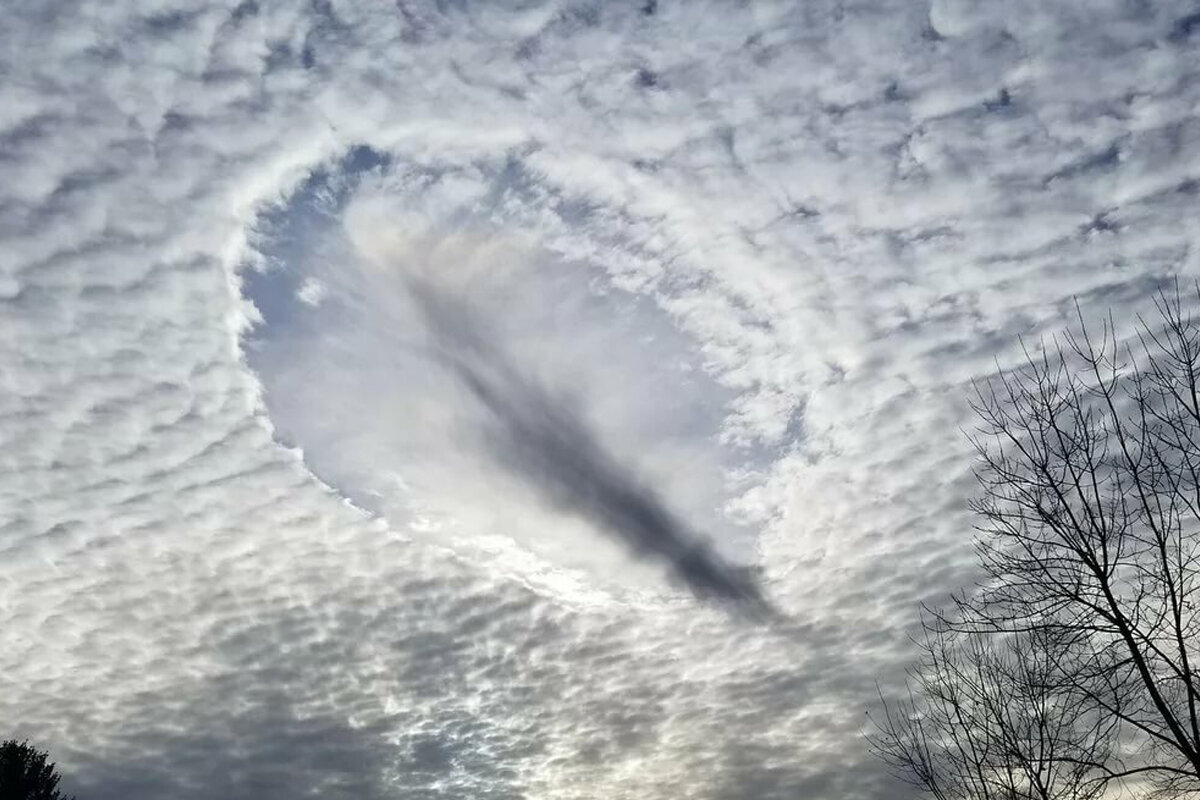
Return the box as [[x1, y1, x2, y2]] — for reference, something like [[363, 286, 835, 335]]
[[2, 1, 1200, 799]]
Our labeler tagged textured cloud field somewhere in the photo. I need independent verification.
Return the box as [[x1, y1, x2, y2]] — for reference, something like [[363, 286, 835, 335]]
[[2, 1, 1200, 799]]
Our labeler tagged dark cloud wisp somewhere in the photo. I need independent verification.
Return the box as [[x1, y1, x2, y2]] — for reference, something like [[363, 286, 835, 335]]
[[407, 279, 773, 616]]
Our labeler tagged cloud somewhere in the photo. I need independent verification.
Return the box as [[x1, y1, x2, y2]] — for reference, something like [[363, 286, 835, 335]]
[[2, 1, 1200, 799], [407, 274, 772, 613], [236, 158, 770, 606]]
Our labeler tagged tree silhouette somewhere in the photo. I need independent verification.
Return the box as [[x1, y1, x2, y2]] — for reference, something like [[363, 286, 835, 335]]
[[871, 286, 1200, 798], [0, 740, 75, 800], [870, 620, 1116, 800]]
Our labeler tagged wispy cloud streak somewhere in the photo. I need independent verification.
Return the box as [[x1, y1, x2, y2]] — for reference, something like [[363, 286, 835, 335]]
[[406, 278, 773, 616]]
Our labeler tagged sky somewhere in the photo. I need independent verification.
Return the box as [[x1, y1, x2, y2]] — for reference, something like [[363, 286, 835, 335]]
[[2, 1, 1200, 798]]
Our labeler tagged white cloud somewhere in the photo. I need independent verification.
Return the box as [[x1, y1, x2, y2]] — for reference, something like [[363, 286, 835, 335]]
[[2, 1, 1200, 799], [295, 277, 326, 306]]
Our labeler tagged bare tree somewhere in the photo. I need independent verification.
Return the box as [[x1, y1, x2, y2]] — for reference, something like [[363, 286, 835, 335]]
[[869, 620, 1116, 800], [872, 285, 1200, 798]]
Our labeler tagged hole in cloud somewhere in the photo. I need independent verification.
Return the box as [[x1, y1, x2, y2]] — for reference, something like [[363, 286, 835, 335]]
[[238, 147, 769, 609]]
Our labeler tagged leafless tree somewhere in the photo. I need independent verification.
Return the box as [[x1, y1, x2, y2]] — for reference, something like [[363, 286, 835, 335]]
[[871, 285, 1200, 798], [869, 621, 1116, 800]]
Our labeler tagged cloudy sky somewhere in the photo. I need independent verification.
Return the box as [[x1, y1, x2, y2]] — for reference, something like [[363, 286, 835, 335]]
[[3, 1, 1200, 798]]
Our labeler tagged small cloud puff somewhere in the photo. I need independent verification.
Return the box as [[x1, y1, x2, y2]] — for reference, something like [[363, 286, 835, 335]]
[[296, 278, 327, 307]]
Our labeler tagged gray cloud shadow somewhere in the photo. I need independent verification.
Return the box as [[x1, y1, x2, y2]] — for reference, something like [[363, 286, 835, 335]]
[[406, 278, 774, 618]]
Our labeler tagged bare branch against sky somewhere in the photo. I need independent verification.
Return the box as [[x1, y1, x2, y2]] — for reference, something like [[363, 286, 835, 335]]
[[872, 287, 1200, 798]]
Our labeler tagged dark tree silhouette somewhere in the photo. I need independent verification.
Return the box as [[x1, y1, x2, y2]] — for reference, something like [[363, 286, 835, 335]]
[[0, 740, 75, 800], [871, 286, 1200, 799], [869, 619, 1116, 800]]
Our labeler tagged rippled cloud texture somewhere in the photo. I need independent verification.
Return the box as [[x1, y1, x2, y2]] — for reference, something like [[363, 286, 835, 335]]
[[3, 1, 1200, 799]]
